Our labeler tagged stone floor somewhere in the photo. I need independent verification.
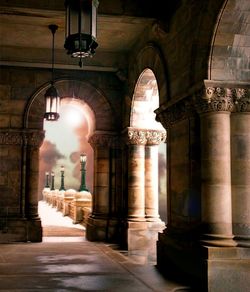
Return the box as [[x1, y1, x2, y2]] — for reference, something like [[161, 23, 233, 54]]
[[0, 202, 191, 291]]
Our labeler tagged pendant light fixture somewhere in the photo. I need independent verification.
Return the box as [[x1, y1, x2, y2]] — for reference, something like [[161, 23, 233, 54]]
[[44, 24, 60, 121], [64, 0, 99, 67]]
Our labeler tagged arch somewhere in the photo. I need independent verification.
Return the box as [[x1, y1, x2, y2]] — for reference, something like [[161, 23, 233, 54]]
[[124, 43, 169, 128], [130, 68, 165, 130], [208, 0, 250, 82], [24, 79, 116, 131]]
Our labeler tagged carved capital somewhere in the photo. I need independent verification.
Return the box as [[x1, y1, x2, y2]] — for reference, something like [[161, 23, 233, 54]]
[[231, 88, 250, 112], [194, 86, 234, 113], [89, 132, 120, 148], [145, 130, 166, 145], [24, 130, 45, 147], [0, 130, 23, 145], [126, 128, 166, 145], [127, 128, 147, 145]]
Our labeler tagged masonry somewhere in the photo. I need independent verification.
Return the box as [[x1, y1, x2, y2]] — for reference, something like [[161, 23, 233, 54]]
[[0, 0, 250, 291]]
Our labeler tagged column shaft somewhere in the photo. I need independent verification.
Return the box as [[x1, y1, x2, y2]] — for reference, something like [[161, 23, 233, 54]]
[[145, 145, 160, 221], [231, 112, 250, 247], [127, 144, 145, 220], [200, 112, 234, 245], [92, 146, 110, 217]]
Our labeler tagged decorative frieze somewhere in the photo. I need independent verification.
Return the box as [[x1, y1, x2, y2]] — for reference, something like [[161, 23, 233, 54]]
[[0, 131, 23, 145], [0, 129, 44, 147], [126, 128, 166, 145], [155, 97, 194, 129], [88, 132, 120, 148]]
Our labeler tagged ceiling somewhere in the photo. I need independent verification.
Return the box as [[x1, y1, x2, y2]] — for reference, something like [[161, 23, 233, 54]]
[[0, 0, 180, 73]]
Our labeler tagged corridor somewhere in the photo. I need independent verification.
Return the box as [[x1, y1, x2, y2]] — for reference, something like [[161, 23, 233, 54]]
[[0, 202, 190, 291]]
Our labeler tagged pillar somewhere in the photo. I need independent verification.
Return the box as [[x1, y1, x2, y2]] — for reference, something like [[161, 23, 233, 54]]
[[231, 88, 250, 247], [24, 130, 44, 241], [145, 130, 166, 221], [86, 131, 120, 241], [197, 87, 235, 246], [127, 128, 147, 221]]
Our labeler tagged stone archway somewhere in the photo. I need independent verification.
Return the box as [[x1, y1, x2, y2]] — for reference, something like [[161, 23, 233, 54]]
[[22, 79, 117, 241]]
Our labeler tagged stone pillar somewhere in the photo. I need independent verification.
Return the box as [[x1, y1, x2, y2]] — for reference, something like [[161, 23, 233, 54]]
[[145, 130, 166, 221], [127, 128, 147, 221], [87, 131, 120, 241], [231, 88, 250, 247], [24, 130, 44, 242], [196, 87, 235, 246], [24, 130, 45, 219]]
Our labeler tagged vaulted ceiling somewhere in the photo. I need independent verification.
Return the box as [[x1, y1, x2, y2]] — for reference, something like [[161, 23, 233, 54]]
[[0, 0, 180, 73]]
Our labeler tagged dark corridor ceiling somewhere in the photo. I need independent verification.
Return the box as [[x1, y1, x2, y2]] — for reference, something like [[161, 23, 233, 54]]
[[0, 0, 180, 73]]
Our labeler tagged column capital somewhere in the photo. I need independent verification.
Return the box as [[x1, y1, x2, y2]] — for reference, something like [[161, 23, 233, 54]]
[[194, 86, 234, 114], [194, 82, 250, 114], [0, 129, 44, 147], [88, 131, 120, 148], [125, 127, 166, 145]]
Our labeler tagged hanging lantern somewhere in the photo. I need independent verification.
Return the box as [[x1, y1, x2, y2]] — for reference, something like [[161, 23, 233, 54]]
[[44, 24, 60, 121], [44, 84, 60, 121], [64, 0, 99, 67]]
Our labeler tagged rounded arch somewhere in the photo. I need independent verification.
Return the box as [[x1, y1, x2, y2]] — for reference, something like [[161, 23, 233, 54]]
[[24, 79, 116, 131], [130, 68, 164, 130], [208, 0, 250, 82], [124, 43, 169, 128]]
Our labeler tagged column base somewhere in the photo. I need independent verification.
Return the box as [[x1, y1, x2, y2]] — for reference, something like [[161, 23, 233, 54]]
[[200, 233, 237, 247], [0, 217, 42, 243], [86, 215, 120, 242], [157, 231, 250, 291], [122, 220, 165, 264], [234, 235, 250, 247]]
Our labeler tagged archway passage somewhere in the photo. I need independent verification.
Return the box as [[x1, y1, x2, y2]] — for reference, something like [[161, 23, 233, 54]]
[[124, 68, 167, 262], [39, 98, 94, 238]]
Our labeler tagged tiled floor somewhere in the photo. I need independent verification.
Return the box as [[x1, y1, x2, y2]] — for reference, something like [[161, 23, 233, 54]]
[[0, 202, 191, 291]]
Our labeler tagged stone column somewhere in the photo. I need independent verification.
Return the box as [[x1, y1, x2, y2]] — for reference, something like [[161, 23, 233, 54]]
[[231, 88, 250, 247], [145, 130, 166, 221], [24, 130, 45, 219], [127, 128, 147, 221], [88, 133, 111, 218], [87, 131, 120, 241], [196, 87, 235, 246]]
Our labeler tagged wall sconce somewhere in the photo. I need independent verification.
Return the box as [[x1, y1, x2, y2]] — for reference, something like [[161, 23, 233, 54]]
[[44, 24, 60, 121], [64, 0, 99, 67]]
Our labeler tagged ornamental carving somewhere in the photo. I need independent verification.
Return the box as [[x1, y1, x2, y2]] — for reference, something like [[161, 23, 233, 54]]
[[0, 131, 23, 145], [24, 131, 45, 147], [126, 128, 166, 145], [89, 133, 121, 148], [194, 87, 234, 113], [155, 97, 194, 129], [231, 88, 250, 112], [0, 130, 44, 147]]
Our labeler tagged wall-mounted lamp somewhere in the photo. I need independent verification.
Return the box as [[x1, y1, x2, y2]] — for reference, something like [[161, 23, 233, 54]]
[[64, 0, 99, 67], [44, 24, 60, 121]]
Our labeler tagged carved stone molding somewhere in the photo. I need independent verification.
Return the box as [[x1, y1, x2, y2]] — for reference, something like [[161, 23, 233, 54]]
[[88, 132, 120, 148], [0, 129, 44, 147], [194, 87, 234, 114], [155, 97, 194, 129], [24, 130, 45, 147], [126, 128, 166, 145], [231, 88, 250, 112], [0, 130, 23, 145]]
